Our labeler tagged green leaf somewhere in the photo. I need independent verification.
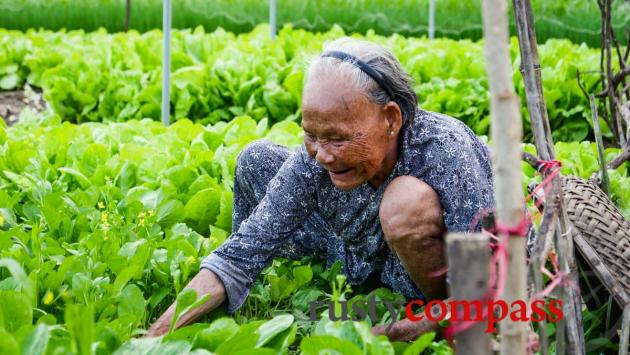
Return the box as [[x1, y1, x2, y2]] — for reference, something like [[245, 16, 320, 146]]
[[192, 318, 240, 352], [164, 165, 198, 192], [156, 199, 186, 228], [233, 349, 276, 355], [184, 187, 221, 234], [79, 143, 109, 176], [169, 289, 210, 334], [0, 208, 17, 230], [117, 284, 145, 323], [163, 323, 209, 343], [255, 314, 294, 347], [112, 338, 194, 355], [0, 258, 35, 305], [65, 303, 94, 355], [58, 167, 92, 189], [293, 265, 313, 286], [392, 342, 410, 355], [214, 324, 261, 355], [21, 323, 50, 355], [292, 288, 324, 310], [214, 190, 233, 231], [261, 324, 297, 353], [0, 73, 20, 90], [300, 335, 363, 355], [113, 264, 142, 293], [0, 290, 32, 333], [0, 328, 19, 355], [403, 332, 436, 355], [112, 338, 161, 355], [115, 161, 137, 194]]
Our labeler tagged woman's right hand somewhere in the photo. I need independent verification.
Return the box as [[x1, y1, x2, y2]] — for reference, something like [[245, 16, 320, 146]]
[[144, 268, 227, 337]]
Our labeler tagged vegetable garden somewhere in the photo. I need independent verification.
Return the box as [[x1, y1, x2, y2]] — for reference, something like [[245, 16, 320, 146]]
[[1, 1, 629, 354]]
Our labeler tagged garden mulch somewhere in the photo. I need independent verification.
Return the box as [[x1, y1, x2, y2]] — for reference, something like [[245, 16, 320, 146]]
[[0, 86, 46, 126]]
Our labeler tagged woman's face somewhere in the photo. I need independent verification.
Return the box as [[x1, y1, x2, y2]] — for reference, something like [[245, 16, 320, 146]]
[[301, 77, 402, 190]]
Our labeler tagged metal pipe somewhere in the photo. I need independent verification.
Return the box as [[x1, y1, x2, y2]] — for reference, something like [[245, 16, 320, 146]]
[[428, 0, 435, 39], [270, 0, 277, 39], [161, 0, 171, 126], [124, 0, 131, 32]]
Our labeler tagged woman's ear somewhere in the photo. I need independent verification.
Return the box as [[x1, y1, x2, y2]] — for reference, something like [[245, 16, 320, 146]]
[[383, 101, 403, 134]]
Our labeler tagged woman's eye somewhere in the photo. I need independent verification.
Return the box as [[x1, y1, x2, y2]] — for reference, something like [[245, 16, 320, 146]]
[[329, 139, 346, 148]]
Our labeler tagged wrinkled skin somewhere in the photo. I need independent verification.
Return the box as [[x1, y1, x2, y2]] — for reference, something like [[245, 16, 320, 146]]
[[301, 76, 402, 190]]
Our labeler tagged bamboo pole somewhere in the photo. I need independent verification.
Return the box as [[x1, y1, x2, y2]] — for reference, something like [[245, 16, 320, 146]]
[[512, 1, 585, 353], [590, 94, 610, 195], [480, 0, 528, 353]]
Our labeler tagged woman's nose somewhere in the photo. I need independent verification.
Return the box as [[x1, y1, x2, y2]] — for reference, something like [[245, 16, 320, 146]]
[[315, 146, 335, 165]]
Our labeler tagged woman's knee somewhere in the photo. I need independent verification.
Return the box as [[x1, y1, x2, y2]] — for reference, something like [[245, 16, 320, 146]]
[[233, 140, 288, 202], [379, 176, 445, 245], [236, 140, 274, 172]]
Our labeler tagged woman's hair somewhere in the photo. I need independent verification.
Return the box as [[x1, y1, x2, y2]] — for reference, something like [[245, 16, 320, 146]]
[[306, 37, 418, 124]]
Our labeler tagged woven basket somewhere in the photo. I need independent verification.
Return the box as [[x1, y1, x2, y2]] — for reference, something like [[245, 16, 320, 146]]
[[562, 175, 630, 307]]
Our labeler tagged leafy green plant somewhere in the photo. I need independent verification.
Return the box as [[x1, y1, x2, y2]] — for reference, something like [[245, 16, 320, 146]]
[[1, 0, 628, 47], [0, 105, 628, 352], [0, 25, 608, 142]]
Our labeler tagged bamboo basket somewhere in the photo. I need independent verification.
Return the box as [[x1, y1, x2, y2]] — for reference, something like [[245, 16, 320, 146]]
[[562, 175, 630, 310]]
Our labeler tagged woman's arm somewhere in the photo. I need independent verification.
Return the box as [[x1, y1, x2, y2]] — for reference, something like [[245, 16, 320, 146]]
[[148, 145, 319, 333], [146, 268, 226, 337]]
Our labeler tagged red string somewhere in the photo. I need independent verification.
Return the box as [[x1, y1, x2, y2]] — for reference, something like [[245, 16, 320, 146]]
[[489, 216, 531, 237], [443, 159, 566, 343], [527, 159, 562, 210], [531, 251, 579, 300]]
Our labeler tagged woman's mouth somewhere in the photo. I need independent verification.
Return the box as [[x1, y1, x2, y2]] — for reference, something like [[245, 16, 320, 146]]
[[329, 168, 353, 178]]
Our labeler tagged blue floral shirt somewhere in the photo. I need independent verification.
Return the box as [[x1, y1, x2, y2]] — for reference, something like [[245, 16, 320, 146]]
[[201, 109, 495, 313]]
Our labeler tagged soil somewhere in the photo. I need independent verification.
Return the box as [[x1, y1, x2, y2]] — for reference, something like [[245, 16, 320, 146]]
[[0, 86, 47, 126]]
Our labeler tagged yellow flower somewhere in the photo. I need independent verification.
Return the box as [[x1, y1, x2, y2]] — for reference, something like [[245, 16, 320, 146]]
[[100, 212, 109, 223], [42, 290, 54, 305], [0, 214, 4, 225], [147, 210, 155, 217], [97, 201, 105, 209]]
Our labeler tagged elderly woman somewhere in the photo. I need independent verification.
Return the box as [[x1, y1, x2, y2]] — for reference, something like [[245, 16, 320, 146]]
[[147, 38, 494, 337]]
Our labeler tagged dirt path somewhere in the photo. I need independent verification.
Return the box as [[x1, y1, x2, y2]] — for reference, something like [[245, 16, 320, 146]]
[[0, 86, 47, 126]]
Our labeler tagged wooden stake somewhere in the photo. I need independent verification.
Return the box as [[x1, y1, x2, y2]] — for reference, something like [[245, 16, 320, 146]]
[[447, 234, 491, 354], [481, 1, 528, 353], [512, 0, 585, 353]]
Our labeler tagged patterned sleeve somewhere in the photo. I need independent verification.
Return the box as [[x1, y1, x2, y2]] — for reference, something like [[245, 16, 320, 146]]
[[200, 147, 316, 313], [417, 124, 495, 233]]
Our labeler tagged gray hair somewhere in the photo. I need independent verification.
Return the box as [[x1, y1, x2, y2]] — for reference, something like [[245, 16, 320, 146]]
[[305, 37, 418, 124]]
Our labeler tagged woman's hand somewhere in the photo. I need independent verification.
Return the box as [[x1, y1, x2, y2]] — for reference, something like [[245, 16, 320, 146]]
[[371, 317, 443, 342], [145, 268, 227, 337]]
